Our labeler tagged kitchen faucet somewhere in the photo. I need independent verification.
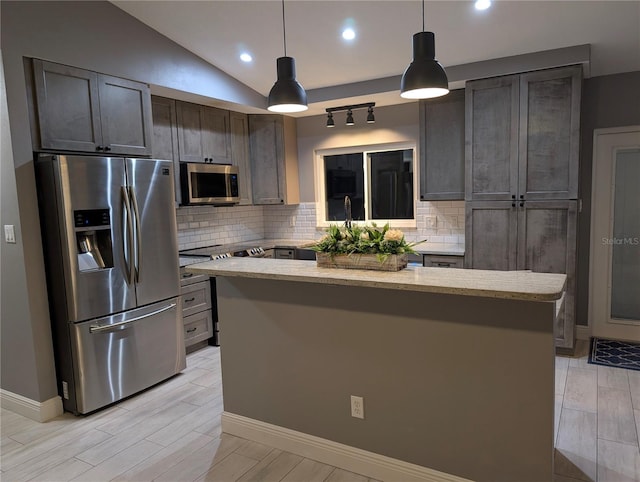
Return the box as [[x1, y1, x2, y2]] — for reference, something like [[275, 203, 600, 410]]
[[344, 195, 352, 228]]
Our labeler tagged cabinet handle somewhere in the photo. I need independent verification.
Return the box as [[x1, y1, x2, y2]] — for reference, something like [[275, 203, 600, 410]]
[[520, 202, 525, 207], [104, 146, 111, 152], [184, 297, 196, 303], [96, 146, 104, 151], [182, 273, 193, 278], [512, 194, 516, 200], [186, 327, 197, 333], [436, 262, 452, 267], [520, 194, 524, 199], [512, 202, 516, 207]]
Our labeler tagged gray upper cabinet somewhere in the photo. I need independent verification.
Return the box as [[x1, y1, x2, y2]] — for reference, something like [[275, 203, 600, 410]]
[[465, 75, 520, 201], [151, 96, 180, 203], [518, 67, 581, 200], [465, 66, 581, 201], [176, 101, 231, 164], [229, 112, 253, 205], [248, 114, 300, 205], [419, 89, 465, 200], [32, 59, 152, 156]]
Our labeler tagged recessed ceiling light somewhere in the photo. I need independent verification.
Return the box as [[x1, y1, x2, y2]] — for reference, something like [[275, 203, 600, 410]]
[[475, 0, 491, 10], [342, 28, 356, 41], [240, 52, 253, 63]]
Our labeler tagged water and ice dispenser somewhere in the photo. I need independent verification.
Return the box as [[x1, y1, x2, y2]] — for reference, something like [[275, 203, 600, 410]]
[[74, 209, 113, 271]]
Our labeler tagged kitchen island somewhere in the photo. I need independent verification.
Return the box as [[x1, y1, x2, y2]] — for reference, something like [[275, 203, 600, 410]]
[[187, 258, 565, 482]]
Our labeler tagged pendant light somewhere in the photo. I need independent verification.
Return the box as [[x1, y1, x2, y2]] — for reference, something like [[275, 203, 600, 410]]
[[268, 0, 308, 112], [400, 0, 449, 99]]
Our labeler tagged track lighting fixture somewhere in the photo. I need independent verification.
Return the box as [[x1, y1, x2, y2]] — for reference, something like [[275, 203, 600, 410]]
[[400, 0, 449, 99], [325, 103, 375, 128], [268, 0, 308, 112]]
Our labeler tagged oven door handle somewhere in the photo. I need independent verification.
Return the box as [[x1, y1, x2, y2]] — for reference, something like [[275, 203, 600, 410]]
[[89, 303, 177, 333]]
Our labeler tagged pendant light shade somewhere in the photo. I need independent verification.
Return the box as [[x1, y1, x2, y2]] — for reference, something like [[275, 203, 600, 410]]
[[401, 0, 449, 100], [267, 0, 308, 113], [268, 57, 308, 112], [400, 31, 449, 99]]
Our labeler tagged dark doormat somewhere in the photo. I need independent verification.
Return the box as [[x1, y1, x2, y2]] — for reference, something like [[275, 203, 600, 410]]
[[588, 337, 640, 371]]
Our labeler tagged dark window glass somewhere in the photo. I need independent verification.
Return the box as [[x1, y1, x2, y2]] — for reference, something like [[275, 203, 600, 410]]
[[324, 153, 365, 221], [369, 149, 414, 220]]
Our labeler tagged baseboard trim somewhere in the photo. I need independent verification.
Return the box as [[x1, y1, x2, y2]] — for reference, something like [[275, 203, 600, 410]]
[[1, 389, 63, 422], [221, 412, 471, 482], [576, 325, 591, 341]]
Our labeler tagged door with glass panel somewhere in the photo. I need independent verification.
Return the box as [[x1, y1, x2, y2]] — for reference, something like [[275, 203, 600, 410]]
[[589, 126, 640, 341]]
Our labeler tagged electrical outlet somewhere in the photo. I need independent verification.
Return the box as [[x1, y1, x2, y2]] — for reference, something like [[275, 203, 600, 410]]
[[290, 216, 296, 227], [350, 395, 364, 419], [4, 225, 16, 244], [425, 216, 437, 229]]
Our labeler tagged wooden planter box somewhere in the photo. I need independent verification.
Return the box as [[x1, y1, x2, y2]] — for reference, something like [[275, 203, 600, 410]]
[[316, 252, 408, 272]]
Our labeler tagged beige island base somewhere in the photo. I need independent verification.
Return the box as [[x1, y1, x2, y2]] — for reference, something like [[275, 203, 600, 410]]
[[187, 258, 566, 482]]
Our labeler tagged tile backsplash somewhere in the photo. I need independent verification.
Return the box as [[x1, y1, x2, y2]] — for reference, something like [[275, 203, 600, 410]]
[[177, 201, 465, 251], [176, 204, 265, 250]]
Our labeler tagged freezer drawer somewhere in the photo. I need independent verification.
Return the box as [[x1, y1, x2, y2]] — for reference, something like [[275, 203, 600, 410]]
[[68, 298, 186, 414]]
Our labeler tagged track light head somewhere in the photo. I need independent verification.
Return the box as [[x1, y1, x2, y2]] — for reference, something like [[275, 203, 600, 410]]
[[367, 106, 375, 123], [346, 109, 354, 126], [326, 112, 335, 128]]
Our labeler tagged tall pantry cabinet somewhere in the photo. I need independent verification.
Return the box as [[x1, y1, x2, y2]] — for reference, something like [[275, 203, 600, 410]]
[[464, 66, 582, 351]]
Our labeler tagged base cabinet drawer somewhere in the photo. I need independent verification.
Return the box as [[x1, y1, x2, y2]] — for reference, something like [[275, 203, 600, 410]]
[[181, 281, 211, 317], [423, 255, 464, 268], [184, 310, 214, 347]]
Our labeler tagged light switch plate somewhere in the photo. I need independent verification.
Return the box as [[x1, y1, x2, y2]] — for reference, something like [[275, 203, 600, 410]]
[[4, 225, 16, 244]]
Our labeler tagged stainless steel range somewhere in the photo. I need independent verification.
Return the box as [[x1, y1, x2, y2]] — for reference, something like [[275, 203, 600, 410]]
[[179, 244, 268, 260]]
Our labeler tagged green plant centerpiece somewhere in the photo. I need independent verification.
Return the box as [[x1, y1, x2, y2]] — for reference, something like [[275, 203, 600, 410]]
[[312, 223, 423, 271]]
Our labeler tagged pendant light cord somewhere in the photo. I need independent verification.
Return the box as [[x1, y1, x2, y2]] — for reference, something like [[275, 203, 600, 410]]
[[422, 0, 425, 32], [281, 0, 287, 56]]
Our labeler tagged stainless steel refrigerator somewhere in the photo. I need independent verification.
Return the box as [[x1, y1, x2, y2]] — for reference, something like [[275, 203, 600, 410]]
[[36, 154, 186, 414]]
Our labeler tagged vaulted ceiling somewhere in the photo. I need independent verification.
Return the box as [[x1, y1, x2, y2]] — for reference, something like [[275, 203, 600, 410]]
[[112, 1, 640, 115]]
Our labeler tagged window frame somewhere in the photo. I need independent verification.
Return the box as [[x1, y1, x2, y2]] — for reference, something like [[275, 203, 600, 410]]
[[314, 141, 418, 228]]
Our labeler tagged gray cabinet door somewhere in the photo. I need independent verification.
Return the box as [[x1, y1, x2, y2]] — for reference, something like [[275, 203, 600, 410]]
[[465, 201, 518, 270], [517, 200, 577, 349], [465, 76, 519, 201], [98, 74, 152, 157], [176, 101, 205, 163], [230, 111, 253, 205], [248, 114, 285, 205], [151, 96, 180, 203], [33, 59, 102, 152], [518, 66, 581, 200], [202, 106, 231, 164], [419, 89, 465, 200]]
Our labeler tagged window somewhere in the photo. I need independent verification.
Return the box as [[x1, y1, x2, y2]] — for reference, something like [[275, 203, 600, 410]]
[[315, 143, 416, 227]]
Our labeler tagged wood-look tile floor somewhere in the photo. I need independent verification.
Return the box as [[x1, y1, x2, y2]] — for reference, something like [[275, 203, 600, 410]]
[[1, 340, 639, 482]]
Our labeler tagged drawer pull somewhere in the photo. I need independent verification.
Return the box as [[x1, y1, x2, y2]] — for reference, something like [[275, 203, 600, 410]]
[[184, 297, 196, 303], [182, 273, 193, 278], [186, 327, 197, 333], [436, 262, 452, 267]]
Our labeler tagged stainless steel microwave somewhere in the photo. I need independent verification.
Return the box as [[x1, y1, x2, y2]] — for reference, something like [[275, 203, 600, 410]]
[[180, 162, 240, 205]]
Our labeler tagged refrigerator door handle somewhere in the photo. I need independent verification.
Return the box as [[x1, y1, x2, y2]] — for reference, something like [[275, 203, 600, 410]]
[[129, 186, 142, 283], [89, 302, 177, 333], [121, 186, 135, 285]]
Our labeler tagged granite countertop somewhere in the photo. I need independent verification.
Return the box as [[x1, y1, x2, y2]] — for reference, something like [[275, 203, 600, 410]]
[[186, 257, 566, 302]]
